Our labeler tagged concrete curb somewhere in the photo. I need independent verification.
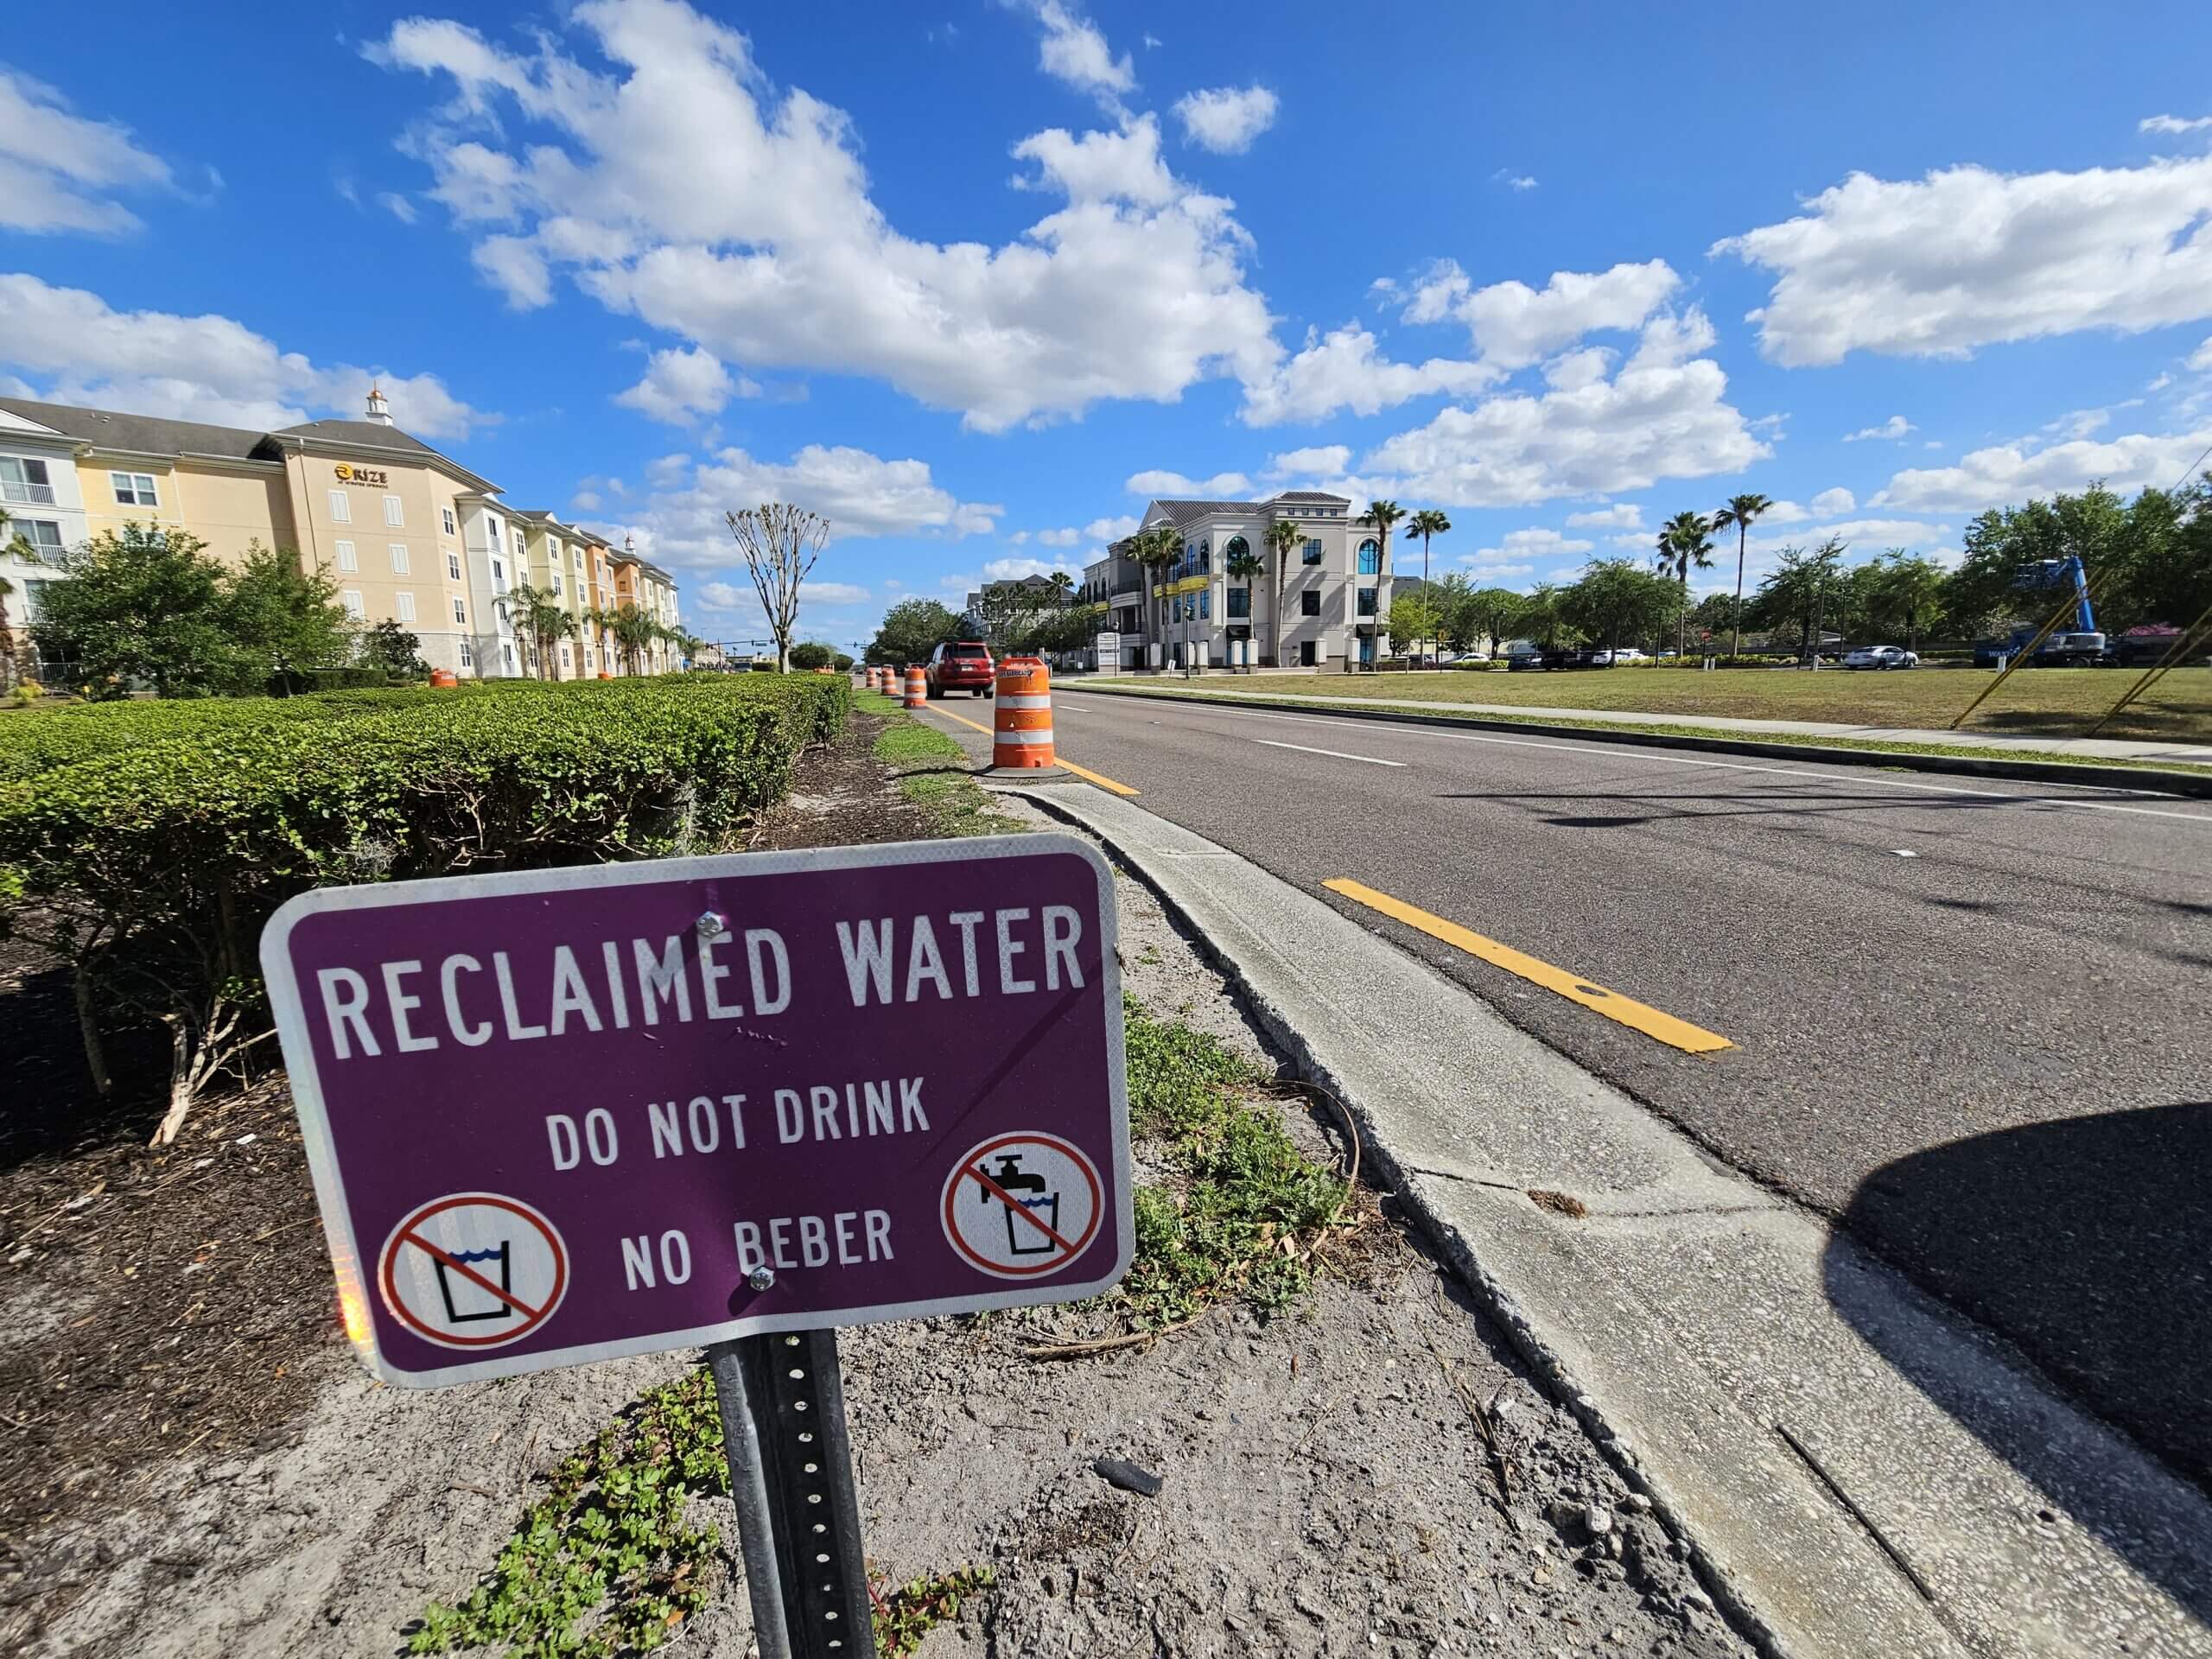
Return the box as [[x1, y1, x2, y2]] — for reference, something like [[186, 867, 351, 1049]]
[[1057, 682, 2212, 798]]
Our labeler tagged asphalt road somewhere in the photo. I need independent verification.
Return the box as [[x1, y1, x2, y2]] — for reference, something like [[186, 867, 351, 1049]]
[[923, 686, 2212, 1485]]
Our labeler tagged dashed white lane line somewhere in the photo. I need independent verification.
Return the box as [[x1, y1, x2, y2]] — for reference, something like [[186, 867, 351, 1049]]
[[1254, 738, 1406, 768]]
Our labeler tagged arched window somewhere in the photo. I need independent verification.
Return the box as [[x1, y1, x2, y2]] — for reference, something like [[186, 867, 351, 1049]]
[[1357, 537, 1381, 575], [1224, 535, 1249, 569]]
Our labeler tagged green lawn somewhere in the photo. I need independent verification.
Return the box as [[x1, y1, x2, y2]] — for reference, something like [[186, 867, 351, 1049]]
[[1096, 665, 2212, 745]]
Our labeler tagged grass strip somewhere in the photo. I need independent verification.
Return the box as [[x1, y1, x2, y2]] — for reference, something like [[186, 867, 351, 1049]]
[[404, 1001, 1343, 1652], [1067, 683, 2212, 780], [867, 701, 1021, 837]]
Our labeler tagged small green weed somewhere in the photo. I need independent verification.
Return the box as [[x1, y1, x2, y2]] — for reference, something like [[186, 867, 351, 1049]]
[[407, 1368, 727, 1657], [873, 1567, 997, 1656], [1109, 998, 1353, 1331], [871, 715, 1018, 837]]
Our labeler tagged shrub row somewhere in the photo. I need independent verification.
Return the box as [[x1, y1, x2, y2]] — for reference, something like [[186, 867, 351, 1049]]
[[0, 673, 851, 1134]]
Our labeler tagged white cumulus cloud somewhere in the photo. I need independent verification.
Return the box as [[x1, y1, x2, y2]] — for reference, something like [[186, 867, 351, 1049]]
[[373, 1, 1277, 433], [1173, 86, 1278, 154], [1025, 0, 1135, 105], [614, 344, 758, 423], [1871, 428, 2212, 512], [0, 67, 173, 234], [1565, 503, 1642, 529], [1239, 321, 1496, 426], [2141, 113, 2212, 136], [0, 272, 486, 436], [1715, 157, 2212, 365], [1402, 258, 1681, 370], [1265, 445, 1352, 479], [1843, 414, 1914, 442], [1809, 486, 1856, 515], [982, 556, 1081, 582], [1127, 467, 1252, 498]]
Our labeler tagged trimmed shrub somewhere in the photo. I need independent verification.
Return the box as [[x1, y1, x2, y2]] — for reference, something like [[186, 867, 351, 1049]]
[[0, 673, 849, 1140]]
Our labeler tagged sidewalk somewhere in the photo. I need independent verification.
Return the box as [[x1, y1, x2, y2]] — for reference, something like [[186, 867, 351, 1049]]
[[1009, 779, 2212, 1659], [1081, 678, 2212, 765]]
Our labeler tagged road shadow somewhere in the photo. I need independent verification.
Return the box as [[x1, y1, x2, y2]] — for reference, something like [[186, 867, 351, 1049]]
[[1827, 1102, 2212, 1612]]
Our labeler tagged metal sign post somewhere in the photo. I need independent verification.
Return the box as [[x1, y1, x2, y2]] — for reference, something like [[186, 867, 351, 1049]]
[[259, 836, 1132, 1654]]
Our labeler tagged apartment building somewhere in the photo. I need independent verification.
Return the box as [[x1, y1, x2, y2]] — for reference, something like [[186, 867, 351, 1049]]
[[1083, 490, 1391, 669], [0, 390, 682, 681]]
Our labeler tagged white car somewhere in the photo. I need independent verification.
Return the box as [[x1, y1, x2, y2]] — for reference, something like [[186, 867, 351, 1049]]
[[1587, 647, 1649, 665], [1843, 645, 1919, 670]]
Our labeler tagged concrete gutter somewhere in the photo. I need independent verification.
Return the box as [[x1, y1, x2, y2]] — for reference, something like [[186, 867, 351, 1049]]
[[1057, 682, 2212, 799], [1006, 780, 2212, 1658]]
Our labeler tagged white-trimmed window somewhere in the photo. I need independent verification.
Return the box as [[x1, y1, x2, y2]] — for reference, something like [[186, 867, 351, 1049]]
[[441, 505, 456, 537], [551, 572, 563, 596], [395, 591, 417, 623], [0, 456, 55, 505], [328, 489, 351, 524], [459, 640, 474, 669], [341, 589, 365, 620], [112, 471, 158, 507], [383, 494, 404, 527], [452, 597, 467, 624], [389, 543, 410, 575], [10, 518, 64, 558], [492, 557, 505, 585], [512, 529, 525, 559], [334, 539, 358, 572], [503, 643, 516, 668], [573, 547, 585, 569], [560, 645, 571, 669], [446, 550, 462, 582]]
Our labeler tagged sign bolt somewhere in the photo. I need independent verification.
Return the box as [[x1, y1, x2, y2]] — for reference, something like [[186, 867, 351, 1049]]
[[748, 1267, 776, 1292], [696, 910, 727, 939]]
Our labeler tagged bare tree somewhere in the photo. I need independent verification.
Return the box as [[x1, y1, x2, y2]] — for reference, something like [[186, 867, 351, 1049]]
[[726, 504, 830, 672]]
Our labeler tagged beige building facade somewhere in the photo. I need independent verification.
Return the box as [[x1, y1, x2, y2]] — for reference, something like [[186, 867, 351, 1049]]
[[0, 391, 682, 680]]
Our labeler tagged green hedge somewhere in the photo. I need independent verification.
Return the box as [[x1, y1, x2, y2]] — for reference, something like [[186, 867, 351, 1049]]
[[0, 673, 850, 1127]]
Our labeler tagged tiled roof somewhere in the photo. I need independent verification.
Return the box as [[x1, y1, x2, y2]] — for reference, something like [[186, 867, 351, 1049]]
[[270, 417, 444, 459], [1268, 490, 1351, 504], [1149, 498, 1263, 529]]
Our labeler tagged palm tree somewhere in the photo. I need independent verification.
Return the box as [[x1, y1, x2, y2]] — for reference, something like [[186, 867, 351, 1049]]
[[1134, 525, 1179, 668], [1402, 508, 1451, 665], [1655, 510, 1716, 660], [1711, 493, 1772, 663], [1263, 516, 1301, 667], [1357, 499, 1404, 671], [1224, 539, 1262, 664]]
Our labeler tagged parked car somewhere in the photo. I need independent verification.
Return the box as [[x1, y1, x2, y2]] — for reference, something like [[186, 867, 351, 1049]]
[[925, 639, 995, 697], [1588, 647, 1649, 666], [1842, 645, 1919, 670], [1503, 645, 1548, 671]]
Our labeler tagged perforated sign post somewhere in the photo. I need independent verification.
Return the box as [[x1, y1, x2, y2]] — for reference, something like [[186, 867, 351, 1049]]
[[261, 836, 1129, 1659]]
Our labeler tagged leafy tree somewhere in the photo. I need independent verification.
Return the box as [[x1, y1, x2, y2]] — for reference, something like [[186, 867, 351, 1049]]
[[1654, 511, 1716, 658], [1561, 558, 1677, 654], [362, 619, 429, 679], [32, 524, 242, 697], [500, 582, 577, 679], [1456, 584, 1524, 656], [1262, 517, 1302, 664], [1380, 591, 1444, 658], [833, 652, 855, 672], [1747, 539, 1847, 660], [1402, 508, 1451, 663], [1133, 525, 1181, 662], [1711, 493, 1773, 660], [788, 640, 836, 671], [867, 598, 963, 666], [226, 542, 357, 690], [1940, 482, 2208, 642], [1865, 550, 1948, 653], [1518, 582, 1574, 649], [1687, 592, 1738, 645]]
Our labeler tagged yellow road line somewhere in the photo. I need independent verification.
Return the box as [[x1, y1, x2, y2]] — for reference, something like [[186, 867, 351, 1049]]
[[924, 704, 1141, 797], [1321, 878, 1734, 1055]]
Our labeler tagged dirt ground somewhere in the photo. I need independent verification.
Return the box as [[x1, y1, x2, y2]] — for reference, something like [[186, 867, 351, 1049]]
[[2, 714, 1749, 1658]]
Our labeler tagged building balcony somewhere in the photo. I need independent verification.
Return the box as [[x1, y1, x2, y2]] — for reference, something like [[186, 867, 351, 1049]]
[[1, 480, 56, 506]]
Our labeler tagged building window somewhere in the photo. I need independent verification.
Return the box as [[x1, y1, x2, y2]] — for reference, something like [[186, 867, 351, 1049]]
[[10, 518, 64, 558], [441, 506, 457, 537], [459, 641, 474, 669], [1302, 537, 1323, 564], [1357, 538, 1380, 575], [1198, 590, 1211, 620], [503, 643, 516, 668], [384, 495, 404, 527], [492, 557, 505, 583], [334, 540, 358, 572], [453, 597, 467, 625], [0, 456, 55, 505], [111, 471, 159, 507], [560, 645, 571, 669], [446, 550, 461, 582], [512, 530, 525, 558], [1227, 587, 1249, 619], [390, 543, 410, 575], [486, 517, 502, 542], [396, 591, 417, 623], [1356, 586, 1377, 616], [1300, 589, 1322, 616], [328, 489, 351, 524], [341, 589, 365, 620], [551, 572, 563, 596], [573, 548, 585, 569], [586, 645, 596, 668]]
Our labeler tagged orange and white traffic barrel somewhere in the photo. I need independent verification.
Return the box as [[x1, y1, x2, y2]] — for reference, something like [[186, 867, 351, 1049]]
[[867, 666, 883, 692], [903, 665, 927, 709], [991, 656, 1055, 769]]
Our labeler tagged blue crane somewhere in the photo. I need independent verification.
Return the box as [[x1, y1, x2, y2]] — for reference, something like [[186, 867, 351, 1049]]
[[2003, 555, 2106, 666]]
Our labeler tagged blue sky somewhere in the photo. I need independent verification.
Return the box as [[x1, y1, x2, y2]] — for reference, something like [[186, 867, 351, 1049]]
[[4, 0, 2211, 652]]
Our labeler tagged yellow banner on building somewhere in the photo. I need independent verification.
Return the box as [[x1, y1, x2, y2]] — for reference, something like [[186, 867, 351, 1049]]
[[1150, 575, 1209, 598]]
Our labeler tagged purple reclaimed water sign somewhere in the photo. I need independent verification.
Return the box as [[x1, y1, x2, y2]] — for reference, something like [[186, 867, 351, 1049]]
[[260, 835, 1130, 1387]]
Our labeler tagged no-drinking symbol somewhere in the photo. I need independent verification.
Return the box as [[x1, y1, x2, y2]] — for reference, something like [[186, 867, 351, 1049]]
[[940, 1133, 1104, 1280], [378, 1193, 569, 1349]]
